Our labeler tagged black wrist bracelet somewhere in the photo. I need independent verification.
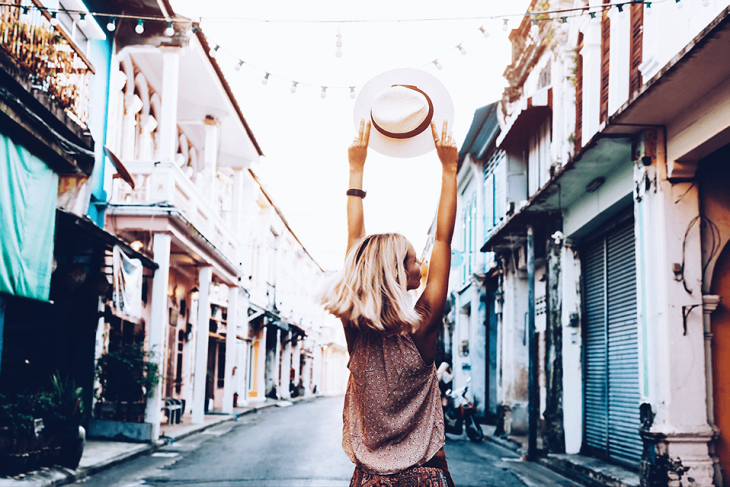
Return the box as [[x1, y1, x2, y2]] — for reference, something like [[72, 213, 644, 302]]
[[346, 189, 367, 198]]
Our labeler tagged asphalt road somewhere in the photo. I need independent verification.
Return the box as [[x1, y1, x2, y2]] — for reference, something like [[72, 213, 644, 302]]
[[69, 396, 585, 487]]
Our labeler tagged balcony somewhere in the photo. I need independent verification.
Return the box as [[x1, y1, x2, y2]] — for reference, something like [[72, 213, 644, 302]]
[[0, 1, 93, 128], [111, 161, 239, 266]]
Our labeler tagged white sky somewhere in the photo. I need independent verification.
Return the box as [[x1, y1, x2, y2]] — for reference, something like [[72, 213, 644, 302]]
[[172, 0, 531, 270]]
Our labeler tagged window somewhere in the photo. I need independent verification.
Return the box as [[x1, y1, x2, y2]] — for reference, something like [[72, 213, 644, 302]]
[[528, 118, 552, 196], [461, 191, 477, 283]]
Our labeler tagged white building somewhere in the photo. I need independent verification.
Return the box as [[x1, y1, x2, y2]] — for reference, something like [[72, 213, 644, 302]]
[[96, 4, 346, 442]]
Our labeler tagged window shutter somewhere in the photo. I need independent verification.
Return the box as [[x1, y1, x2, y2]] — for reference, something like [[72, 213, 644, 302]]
[[484, 173, 494, 233], [575, 33, 584, 152], [600, 2, 611, 124], [629, 3, 644, 95]]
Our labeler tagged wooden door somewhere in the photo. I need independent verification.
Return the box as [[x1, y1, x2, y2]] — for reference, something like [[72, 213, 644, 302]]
[[711, 245, 730, 476]]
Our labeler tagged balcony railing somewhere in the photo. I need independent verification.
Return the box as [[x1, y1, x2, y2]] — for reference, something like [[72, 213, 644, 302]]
[[0, 0, 93, 127], [112, 161, 239, 265]]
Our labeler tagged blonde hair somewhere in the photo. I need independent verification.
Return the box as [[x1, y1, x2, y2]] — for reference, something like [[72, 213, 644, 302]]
[[319, 233, 421, 335]]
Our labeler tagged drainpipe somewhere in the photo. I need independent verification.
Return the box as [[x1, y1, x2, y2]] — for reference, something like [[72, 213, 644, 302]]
[[527, 225, 538, 460]]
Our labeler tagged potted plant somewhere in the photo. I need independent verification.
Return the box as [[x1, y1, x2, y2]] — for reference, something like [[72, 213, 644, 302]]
[[46, 374, 85, 470], [95, 342, 160, 422], [0, 393, 41, 475]]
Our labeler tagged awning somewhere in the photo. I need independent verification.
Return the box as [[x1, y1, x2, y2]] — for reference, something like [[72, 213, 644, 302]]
[[288, 323, 307, 337], [497, 87, 552, 148], [480, 134, 632, 253], [56, 209, 158, 270], [458, 102, 500, 166], [104, 146, 135, 188], [249, 301, 290, 331]]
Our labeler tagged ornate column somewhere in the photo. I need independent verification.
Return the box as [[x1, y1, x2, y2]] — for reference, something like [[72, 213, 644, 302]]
[[144, 234, 171, 440], [221, 287, 238, 414], [703, 295, 722, 484], [191, 267, 212, 424]]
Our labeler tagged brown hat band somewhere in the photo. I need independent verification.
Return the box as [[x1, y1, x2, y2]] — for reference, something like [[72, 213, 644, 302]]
[[370, 85, 434, 140]]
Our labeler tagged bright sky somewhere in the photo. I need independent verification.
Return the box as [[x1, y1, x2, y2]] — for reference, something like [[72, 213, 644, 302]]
[[172, 0, 531, 270]]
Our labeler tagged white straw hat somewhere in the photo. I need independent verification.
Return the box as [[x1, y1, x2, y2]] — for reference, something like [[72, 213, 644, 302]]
[[354, 68, 454, 158]]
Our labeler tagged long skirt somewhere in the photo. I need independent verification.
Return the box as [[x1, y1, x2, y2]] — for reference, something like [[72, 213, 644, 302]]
[[349, 449, 456, 487]]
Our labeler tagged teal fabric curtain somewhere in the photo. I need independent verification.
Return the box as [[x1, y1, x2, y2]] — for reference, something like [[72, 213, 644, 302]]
[[0, 133, 59, 300]]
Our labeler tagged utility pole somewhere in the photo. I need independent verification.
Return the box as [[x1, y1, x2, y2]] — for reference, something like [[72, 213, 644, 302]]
[[527, 225, 539, 460]]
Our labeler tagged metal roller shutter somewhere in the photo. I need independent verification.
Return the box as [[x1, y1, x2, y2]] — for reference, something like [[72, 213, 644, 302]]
[[583, 219, 642, 466]]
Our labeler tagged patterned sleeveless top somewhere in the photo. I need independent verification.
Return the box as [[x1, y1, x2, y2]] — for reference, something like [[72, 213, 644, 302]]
[[342, 330, 445, 475]]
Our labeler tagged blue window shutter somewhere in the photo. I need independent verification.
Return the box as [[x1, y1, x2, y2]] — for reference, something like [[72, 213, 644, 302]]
[[485, 173, 494, 232]]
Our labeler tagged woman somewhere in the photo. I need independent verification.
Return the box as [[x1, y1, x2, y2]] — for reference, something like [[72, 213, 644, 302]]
[[320, 118, 458, 487]]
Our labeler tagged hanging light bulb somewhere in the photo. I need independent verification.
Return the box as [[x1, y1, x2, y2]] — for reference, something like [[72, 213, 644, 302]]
[[262, 73, 270, 85], [320, 87, 327, 99], [165, 21, 174, 37], [432, 60, 442, 70], [21, 5, 29, 15], [50, 11, 59, 26], [135, 19, 145, 34], [291, 81, 298, 94], [349, 87, 356, 99], [645, 2, 653, 14], [675, 0, 684, 8], [479, 26, 490, 38], [502, 19, 509, 31], [702, 0, 710, 5], [560, 17, 569, 32], [589, 11, 600, 25], [78, 13, 87, 28], [106, 18, 116, 31], [457, 44, 467, 55], [209, 45, 219, 58], [235, 60, 244, 71], [616, 4, 626, 17], [530, 19, 539, 36], [186, 25, 197, 39]]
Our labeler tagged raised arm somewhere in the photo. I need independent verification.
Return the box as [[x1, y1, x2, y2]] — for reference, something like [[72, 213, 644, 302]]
[[346, 120, 371, 254], [414, 121, 458, 343]]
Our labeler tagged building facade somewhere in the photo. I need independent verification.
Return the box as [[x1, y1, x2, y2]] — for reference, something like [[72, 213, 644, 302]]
[[480, 1, 730, 485], [0, 0, 348, 449], [0, 0, 162, 433]]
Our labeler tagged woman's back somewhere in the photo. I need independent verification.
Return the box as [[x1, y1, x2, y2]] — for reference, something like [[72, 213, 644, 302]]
[[343, 330, 445, 475]]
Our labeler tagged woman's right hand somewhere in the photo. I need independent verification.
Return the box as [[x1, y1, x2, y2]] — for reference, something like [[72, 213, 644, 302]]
[[431, 120, 458, 172], [348, 119, 371, 171]]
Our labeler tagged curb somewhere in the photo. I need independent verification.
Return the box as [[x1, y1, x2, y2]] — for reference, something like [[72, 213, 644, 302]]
[[483, 434, 638, 487], [483, 432, 526, 457], [1, 399, 315, 487], [535, 456, 639, 487]]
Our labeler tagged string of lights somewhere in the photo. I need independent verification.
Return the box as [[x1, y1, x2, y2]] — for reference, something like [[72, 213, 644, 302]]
[[1, 0, 698, 99]]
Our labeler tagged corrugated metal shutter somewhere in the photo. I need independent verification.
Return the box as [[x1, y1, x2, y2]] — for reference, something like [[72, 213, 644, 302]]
[[583, 237, 608, 453], [606, 222, 642, 465], [583, 220, 642, 466]]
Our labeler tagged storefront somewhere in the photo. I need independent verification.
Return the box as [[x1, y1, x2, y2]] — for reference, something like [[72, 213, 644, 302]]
[[581, 215, 642, 466]]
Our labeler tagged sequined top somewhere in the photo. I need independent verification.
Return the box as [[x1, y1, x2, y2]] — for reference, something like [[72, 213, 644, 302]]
[[342, 330, 445, 475]]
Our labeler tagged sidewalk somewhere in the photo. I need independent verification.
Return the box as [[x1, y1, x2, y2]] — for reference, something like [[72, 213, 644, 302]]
[[481, 425, 640, 487], [0, 396, 316, 487]]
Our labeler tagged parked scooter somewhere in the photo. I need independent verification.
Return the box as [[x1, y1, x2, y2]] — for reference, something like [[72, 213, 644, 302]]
[[443, 377, 484, 443]]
